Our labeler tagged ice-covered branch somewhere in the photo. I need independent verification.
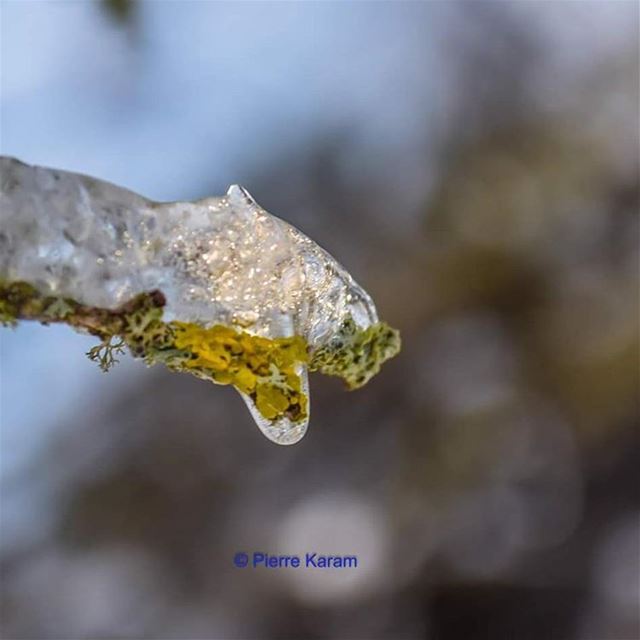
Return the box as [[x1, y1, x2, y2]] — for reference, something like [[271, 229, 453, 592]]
[[0, 157, 400, 444]]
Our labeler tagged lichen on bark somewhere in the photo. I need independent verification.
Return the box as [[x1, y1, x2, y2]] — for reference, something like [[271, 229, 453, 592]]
[[309, 317, 401, 389], [0, 279, 313, 425]]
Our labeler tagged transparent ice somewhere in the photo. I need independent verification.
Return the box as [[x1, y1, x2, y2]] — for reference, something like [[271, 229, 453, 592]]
[[0, 157, 380, 444]]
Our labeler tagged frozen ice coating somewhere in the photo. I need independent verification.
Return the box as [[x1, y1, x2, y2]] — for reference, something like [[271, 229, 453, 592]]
[[0, 158, 376, 337], [0, 157, 400, 444]]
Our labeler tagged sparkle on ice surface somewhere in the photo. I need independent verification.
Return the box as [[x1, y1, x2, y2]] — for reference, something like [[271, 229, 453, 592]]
[[0, 157, 380, 444]]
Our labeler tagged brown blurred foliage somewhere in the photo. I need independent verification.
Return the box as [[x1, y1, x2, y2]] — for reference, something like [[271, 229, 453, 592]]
[[1, 4, 638, 640]]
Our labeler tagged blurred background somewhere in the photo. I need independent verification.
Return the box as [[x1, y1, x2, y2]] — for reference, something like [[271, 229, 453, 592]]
[[0, 2, 638, 639]]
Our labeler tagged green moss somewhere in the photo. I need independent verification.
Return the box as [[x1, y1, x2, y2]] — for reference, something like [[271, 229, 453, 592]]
[[309, 317, 401, 389]]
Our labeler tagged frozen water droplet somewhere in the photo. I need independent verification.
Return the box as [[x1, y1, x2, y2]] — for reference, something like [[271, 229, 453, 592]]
[[239, 364, 310, 445]]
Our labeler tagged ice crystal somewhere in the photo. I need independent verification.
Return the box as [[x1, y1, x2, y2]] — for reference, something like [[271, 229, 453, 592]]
[[0, 157, 399, 444]]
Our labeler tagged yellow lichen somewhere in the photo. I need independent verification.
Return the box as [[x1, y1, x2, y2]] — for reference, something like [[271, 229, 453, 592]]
[[309, 317, 401, 389], [170, 322, 309, 423], [0, 280, 400, 428]]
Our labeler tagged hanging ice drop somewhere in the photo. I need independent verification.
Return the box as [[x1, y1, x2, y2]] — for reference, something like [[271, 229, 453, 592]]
[[0, 157, 400, 444]]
